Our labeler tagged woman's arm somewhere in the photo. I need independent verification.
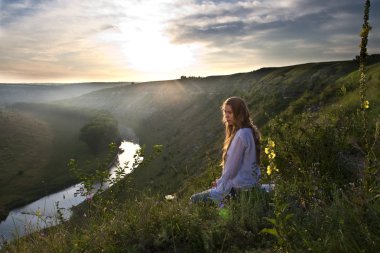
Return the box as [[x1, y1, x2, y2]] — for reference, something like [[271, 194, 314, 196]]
[[216, 133, 246, 192]]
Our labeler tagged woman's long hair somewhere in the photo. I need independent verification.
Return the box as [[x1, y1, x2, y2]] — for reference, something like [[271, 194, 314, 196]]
[[221, 97, 261, 166]]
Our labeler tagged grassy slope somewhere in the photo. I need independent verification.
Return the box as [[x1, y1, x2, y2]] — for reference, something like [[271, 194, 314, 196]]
[[58, 59, 368, 196], [0, 110, 53, 219], [0, 104, 117, 219]]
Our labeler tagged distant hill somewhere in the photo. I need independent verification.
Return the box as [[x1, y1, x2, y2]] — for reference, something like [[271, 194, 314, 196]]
[[0, 82, 131, 106]]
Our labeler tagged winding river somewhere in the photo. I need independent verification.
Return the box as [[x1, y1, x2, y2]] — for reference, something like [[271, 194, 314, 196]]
[[0, 141, 140, 245]]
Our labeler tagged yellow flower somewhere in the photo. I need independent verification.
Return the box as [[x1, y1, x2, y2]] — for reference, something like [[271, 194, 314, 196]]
[[267, 165, 272, 175], [273, 165, 279, 172], [269, 152, 276, 159], [269, 140, 275, 148], [363, 100, 369, 109], [265, 147, 270, 154]]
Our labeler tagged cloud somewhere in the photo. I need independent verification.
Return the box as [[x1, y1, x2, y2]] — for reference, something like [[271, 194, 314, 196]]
[[167, 0, 380, 66], [0, 0, 133, 81], [0, 0, 379, 82], [0, 0, 195, 82]]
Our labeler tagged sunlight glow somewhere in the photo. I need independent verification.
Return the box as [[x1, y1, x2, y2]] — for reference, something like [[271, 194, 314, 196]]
[[113, 0, 198, 73], [122, 31, 196, 72], [90, 0, 199, 75]]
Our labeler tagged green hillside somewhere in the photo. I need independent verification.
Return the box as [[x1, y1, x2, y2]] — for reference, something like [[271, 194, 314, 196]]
[[1, 57, 380, 252], [57, 58, 379, 195]]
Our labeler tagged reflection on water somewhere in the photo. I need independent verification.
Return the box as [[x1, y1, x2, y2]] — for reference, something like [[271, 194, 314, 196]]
[[0, 141, 140, 245]]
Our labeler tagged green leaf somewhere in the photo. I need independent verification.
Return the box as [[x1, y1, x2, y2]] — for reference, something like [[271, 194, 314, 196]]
[[260, 228, 279, 238], [264, 217, 277, 225], [285, 213, 294, 221]]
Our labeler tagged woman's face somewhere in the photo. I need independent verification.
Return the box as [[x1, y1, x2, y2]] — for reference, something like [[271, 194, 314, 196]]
[[223, 104, 234, 126]]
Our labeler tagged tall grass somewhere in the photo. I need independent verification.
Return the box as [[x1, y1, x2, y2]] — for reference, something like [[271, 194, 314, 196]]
[[2, 187, 274, 252]]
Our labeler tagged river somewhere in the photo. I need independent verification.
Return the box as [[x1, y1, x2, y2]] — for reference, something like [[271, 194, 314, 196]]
[[0, 141, 140, 246]]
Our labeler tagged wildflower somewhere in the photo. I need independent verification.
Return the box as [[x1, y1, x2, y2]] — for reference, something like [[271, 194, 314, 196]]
[[264, 147, 270, 154], [267, 165, 272, 176], [165, 194, 175, 200], [269, 152, 276, 159], [268, 140, 275, 148], [363, 100, 369, 109], [86, 193, 93, 203]]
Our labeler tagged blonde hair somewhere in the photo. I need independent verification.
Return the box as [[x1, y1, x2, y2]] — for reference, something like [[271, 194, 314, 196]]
[[221, 97, 261, 166]]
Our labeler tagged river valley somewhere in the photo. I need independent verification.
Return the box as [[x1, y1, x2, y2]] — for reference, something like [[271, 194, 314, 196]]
[[0, 141, 140, 246]]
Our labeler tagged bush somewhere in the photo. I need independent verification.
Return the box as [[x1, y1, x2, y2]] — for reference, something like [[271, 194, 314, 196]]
[[79, 113, 120, 155]]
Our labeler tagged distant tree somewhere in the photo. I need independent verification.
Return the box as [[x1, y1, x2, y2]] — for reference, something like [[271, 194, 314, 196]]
[[79, 113, 120, 155], [180, 75, 204, 80]]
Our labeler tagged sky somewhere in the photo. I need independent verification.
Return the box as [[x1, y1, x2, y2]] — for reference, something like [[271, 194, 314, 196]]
[[0, 0, 379, 83]]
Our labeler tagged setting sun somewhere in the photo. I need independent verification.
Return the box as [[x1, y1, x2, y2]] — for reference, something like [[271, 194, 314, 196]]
[[93, 0, 200, 77], [122, 31, 197, 72]]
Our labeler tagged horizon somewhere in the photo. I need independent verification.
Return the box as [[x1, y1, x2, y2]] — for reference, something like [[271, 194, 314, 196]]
[[1, 0, 379, 83], [2, 55, 378, 85]]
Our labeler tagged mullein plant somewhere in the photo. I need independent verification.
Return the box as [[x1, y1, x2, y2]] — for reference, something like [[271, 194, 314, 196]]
[[358, 0, 371, 113], [265, 139, 278, 176], [358, 0, 379, 194], [261, 138, 295, 251]]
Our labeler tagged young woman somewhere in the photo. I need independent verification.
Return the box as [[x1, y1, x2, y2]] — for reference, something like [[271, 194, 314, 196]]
[[190, 96, 261, 203]]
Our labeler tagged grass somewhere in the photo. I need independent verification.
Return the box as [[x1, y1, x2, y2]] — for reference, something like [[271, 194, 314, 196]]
[[2, 142, 379, 252], [1, 185, 275, 252]]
